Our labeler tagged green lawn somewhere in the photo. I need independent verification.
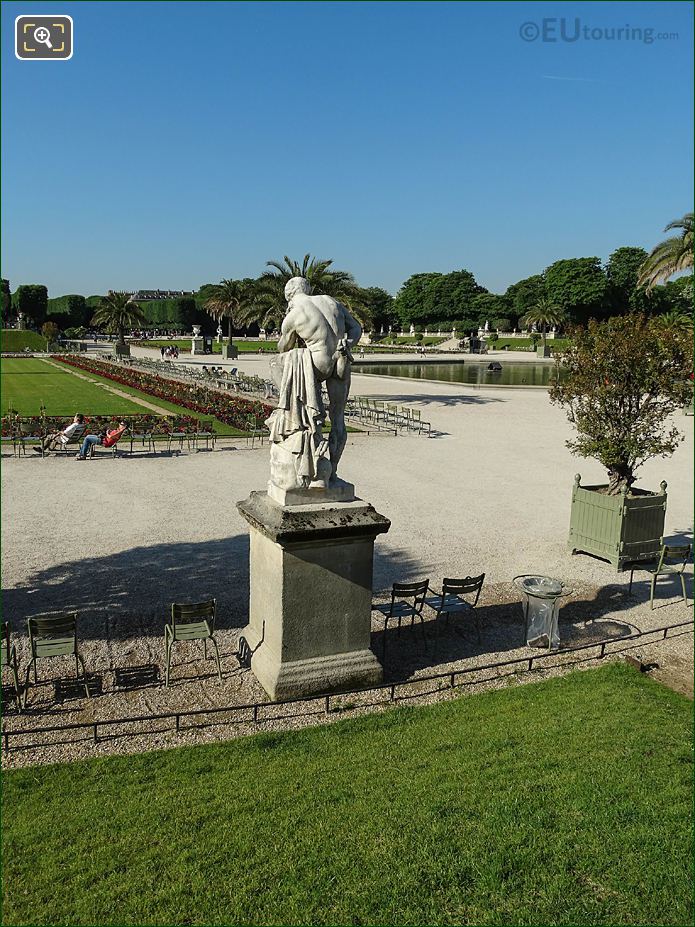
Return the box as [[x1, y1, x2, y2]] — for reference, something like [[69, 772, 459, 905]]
[[0, 358, 144, 416], [1, 329, 50, 352], [3, 664, 691, 926], [1, 358, 247, 435]]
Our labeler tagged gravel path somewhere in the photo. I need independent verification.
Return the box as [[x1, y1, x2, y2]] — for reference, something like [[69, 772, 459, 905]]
[[2, 369, 692, 768]]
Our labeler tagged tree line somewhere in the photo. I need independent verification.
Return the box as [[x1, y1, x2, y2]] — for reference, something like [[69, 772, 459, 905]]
[[2, 213, 691, 338]]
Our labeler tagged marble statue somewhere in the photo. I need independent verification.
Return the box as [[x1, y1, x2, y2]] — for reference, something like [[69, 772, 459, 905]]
[[267, 277, 361, 492]]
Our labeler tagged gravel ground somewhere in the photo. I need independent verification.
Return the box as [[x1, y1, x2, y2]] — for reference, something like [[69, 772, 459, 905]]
[[2, 366, 692, 768]]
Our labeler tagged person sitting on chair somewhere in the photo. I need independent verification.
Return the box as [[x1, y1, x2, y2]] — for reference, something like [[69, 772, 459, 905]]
[[36, 413, 86, 453], [75, 421, 128, 460]]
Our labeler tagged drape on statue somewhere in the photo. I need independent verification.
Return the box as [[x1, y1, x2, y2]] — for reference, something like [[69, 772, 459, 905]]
[[266, 347, 330, 488]]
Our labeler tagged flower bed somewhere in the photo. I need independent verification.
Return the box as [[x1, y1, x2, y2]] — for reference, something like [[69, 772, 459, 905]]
[[55, 356, 273, 431]]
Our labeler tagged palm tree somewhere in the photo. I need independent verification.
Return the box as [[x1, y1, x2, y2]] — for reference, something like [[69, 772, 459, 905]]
[[654, 307, 694, 336], [637, 213, 694, 292], [520, 298, 568, 352], [257, 254, 372, 329], [91, 291, 146, 348], [201, 278, 257, 345]]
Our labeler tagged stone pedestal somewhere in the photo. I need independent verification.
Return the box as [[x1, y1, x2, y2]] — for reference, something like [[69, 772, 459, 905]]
[[237, 491, 390, 701], [191, 336, 204, 355]]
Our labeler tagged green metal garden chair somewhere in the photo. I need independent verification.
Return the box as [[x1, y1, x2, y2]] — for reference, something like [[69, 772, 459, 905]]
[[628, 542, 691, 609], [424, 575, 486, 647], [23, 613, 90, 707], [194, 419, 217, 452], [2, 621, 21, 711], [164, 599, 222, 687], [373, 579, 430, 659]]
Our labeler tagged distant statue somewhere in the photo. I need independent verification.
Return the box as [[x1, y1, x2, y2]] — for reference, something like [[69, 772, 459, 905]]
[[267, 277, 362, 491]]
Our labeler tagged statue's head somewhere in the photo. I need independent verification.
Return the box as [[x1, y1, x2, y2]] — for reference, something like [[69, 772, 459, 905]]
[[285, 277, 313, 302]]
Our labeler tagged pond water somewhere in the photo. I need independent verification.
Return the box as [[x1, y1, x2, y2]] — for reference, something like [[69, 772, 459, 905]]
[[354, 361, 562, 387]]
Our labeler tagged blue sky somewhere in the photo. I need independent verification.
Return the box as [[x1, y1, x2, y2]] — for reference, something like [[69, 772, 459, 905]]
[[2, 0, 692, 297]]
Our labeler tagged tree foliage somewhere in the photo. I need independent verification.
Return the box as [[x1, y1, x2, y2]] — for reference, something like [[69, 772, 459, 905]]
[[394, 270, 485, 326], [605, 247, 649, 313], [637, 213, 694, 292], [13, 285, 48, 326], [1, 279, 10, 322], [257, 255, 369, 329], [504, 275, 545, 326], [46, 294, 88, 328], [549, 314, 693, 494], [357, 287, 397, 331], [520, 298, 567, 350], [202, 278, 258, 342], [544, 258, 608, 324], [470, 293, 511, 328], [91, 292, 146, 346], [41, 321, 60, 344]]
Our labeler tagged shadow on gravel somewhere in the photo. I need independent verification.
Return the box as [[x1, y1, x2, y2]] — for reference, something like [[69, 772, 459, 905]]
[[3, 538, 430, 644], [373, 585, 639, 682]]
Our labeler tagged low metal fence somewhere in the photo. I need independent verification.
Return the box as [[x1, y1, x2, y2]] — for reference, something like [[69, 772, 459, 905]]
[[3, 618, 692, 754]]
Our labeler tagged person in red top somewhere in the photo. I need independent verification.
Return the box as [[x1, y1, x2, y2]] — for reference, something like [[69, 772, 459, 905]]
[[75, 421, 128, 460]]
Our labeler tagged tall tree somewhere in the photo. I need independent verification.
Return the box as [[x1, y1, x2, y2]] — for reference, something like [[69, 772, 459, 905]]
[[637, 213, 694, 292], [13, 284, 48, 326], [91, 292, 146, 348], [520, 298, 568, 351], [605, 246, 649, 313], [202, 278, 257, 345], [394, 269, 485, 327], [1, 278, 10, 323], [257, 254, 369, 328], [393, 273, 442, 326], [504, 274, 546, 326], [470, 293, 511, 329], [356, 287, 397, 332], [544, 257, 608, 324]]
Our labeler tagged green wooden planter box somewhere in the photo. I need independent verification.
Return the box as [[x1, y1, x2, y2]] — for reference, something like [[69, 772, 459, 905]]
[[568, 474, 667, 571]]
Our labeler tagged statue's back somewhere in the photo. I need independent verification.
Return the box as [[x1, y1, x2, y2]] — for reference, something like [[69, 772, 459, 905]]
[[308, 294, 347, 339]]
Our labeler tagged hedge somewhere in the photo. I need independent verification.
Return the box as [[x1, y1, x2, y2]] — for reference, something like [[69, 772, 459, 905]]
[[46, 295, 87, 328]]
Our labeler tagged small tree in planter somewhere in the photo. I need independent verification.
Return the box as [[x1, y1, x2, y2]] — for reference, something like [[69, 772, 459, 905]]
[[550, 313, 692, 569]]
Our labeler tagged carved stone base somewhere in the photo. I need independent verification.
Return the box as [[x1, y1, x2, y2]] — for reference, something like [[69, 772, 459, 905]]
[[237, 491, 390, 700], [267, 477, 355, 507]]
